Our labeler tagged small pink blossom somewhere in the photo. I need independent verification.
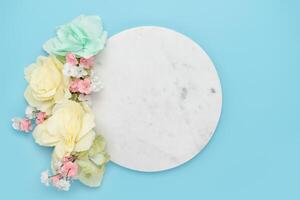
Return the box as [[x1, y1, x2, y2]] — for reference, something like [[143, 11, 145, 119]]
[[66, 53, 78, 65], [69, 78, 91, 94], [77, 78, 91, 94], [61, 161, 78, 177], [80, 57, 94, 69], [69, 79, 80, 93], [19, 118, 32, 132], [63, 156, 72, 163], [36, 112, 46, 124], [51, 175, 61, 187]]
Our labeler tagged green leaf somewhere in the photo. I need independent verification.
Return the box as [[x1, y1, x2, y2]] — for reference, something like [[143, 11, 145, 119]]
[[55, 55, 66, 63]]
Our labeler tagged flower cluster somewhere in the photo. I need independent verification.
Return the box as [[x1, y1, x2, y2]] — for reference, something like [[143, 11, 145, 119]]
[[64, 53, 102, 105], [12, 106, 47, 132], [12, 15, 109, 191], [41, 155, 78, 191]]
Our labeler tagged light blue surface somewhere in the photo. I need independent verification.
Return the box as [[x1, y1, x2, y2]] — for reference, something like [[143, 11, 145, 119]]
[[1, 0, 299, 199]]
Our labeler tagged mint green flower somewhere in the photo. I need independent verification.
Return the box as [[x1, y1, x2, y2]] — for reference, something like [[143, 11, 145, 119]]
[[43, 15, 107, 58]]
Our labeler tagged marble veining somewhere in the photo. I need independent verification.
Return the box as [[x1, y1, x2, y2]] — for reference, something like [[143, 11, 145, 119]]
[[92, 27, 222, 172]]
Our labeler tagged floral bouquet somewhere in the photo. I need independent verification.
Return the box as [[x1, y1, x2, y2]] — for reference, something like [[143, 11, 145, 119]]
[[12, 15, 109, 191]]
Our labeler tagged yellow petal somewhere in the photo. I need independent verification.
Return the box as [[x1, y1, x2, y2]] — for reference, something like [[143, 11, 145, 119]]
[[74, 130, 96, 152], [53, 84, 65, 103], [78, 110, 95, 140], [46, 110, 67, 137], [24, 87, 54, 114], [24, 63, 37, 82], [54, 141, 67, 159], [31, 88, 57, 101], [32, 122, 60, 146], [51, 151, 60, 173]]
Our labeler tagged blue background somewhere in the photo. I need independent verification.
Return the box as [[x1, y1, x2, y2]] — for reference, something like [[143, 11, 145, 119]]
[[1, 0, 299, 199]]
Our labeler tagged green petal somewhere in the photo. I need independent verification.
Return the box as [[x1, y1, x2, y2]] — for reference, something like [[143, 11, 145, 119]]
[[76, 159, 105, 187], [88, 135, 106, 157], [75, 134, 109, 187]]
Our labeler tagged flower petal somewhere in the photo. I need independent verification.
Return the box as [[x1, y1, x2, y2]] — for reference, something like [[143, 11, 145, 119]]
[[24, 87, 53, 113], [32, 123, 60, 146], [74, 130, 95, 152], [54, 141, 67, 159], [76, 159, 105, 187], [78, 110, 95, 140], [43, 15, 107, 58]]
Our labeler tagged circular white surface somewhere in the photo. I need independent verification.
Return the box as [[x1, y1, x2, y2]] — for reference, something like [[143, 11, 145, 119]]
[[92, 27, 222, 172]]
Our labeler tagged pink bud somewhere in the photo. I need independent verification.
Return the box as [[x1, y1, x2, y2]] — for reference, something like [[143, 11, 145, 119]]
[[66, 53, 78, 65], [69, 79, 80, 93], [80, 57, 94, 69], [36, 112, 46, 124], [51, 175, 61, 187], [61, 161, 78, 177], [19, 119, 32, 132], [77, 78, 91, 94], [63, 155, 72, 163]]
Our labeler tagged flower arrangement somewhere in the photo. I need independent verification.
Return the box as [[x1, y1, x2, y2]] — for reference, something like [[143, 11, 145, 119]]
[[12, 15, 109, 191]]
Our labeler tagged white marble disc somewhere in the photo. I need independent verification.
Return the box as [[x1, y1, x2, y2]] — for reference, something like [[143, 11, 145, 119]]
[[92, 26, 222, 172]]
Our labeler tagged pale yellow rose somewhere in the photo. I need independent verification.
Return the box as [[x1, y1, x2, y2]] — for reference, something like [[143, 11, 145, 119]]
[[33, 100, 96, 159], [24, 56, 70, 114]]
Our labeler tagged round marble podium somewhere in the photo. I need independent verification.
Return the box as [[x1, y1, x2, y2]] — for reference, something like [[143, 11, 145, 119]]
[[92, 27, 222, 172]]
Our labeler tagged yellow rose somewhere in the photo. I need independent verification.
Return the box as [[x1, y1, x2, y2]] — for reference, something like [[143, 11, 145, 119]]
[[33, 100, 96, 159], [24, 56, 70, 114]]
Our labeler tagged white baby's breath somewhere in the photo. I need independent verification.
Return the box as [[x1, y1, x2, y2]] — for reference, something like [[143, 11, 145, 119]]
[[40, 170, 50, 186], [77, 65, 88, 77], [53, 160, 62, 171], [90, 71, 103, 92], [25, 106, 36, 119], [11, 118, 21, 130], [63, 63, 77, 77], [63, 63, 88, 78], [57, 179, 70, 191]]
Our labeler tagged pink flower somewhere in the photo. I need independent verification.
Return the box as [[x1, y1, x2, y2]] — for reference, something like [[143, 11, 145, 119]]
[[77, 78, 91, 94], [36, 112, 46, 124], [51, 175, 61, 187], [19, 119, 32, 132], [69, 79, 80, 93], [63, 156, 72, 163], [61, 161, 78, 177], [69, 78, 91, 94], [66, 53, 78, 65], [80, 57, 94, 69]]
